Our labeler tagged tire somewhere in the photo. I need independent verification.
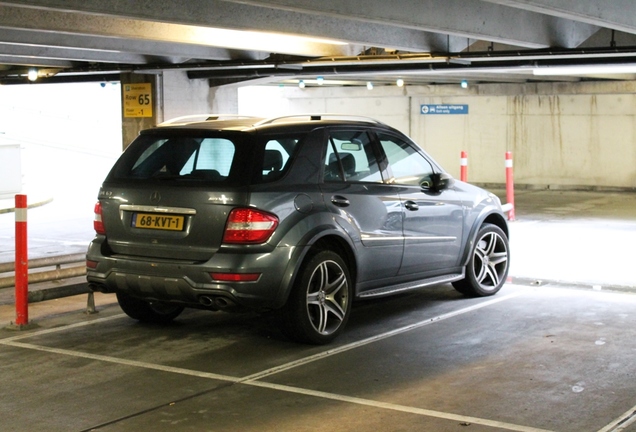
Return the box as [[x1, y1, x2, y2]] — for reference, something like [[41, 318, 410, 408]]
[[453, 223, 510, 297], [116, 291, 184, 324], [281, 250, 353, 344]]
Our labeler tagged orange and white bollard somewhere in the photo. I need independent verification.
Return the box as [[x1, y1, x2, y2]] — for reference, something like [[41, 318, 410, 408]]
[[14, 194, 29, 327], [505, 152, 515, 221], [460, 150, 468, 182]]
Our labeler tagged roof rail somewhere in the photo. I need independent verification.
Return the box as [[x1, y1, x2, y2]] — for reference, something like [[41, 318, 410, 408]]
[[254, 114, 385, 126], [158, 114, 257, 126]]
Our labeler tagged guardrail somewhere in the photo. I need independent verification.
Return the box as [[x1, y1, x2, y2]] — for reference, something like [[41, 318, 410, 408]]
[[0, 253, 86, 289], [0, 253, 92, 310], [0, 253, 94, 317]]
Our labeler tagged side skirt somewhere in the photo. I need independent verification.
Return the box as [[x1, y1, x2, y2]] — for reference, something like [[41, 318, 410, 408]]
[[357, 271, 465, 299]]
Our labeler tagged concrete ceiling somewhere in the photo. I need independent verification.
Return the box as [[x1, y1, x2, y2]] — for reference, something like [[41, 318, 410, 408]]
[[1, 0, 636, 87]]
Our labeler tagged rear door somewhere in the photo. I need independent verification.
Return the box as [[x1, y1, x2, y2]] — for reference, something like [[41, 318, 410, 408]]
[[376, 132, 464, 275], [320, 128, 404, 283]]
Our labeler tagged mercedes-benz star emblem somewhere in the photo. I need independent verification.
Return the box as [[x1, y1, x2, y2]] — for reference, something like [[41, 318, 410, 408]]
[[149, 191, 161, 204]]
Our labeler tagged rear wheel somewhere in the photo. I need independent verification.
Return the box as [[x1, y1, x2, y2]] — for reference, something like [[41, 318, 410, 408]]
[[116, 291, 184, 324], [453, 223, 510, 297], [282, 250, 352, 344]]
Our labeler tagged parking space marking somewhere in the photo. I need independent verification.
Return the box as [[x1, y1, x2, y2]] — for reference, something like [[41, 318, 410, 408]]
[[1, 313, 127, 343], [0, 289, 543, 431], [1, 340, 242, 383], [243, 290, 525, 382], [597, 404, 636, 432], [247, 380, 555, 432]]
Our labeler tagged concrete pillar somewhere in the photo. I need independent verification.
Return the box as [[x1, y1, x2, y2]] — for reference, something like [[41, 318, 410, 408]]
[[210, 86, 239, 114], [120, 73, 159, 150]]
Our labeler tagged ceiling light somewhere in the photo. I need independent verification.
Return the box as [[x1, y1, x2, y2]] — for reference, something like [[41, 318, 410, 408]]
[[533, 65, 636, 75], [460, 80, 468, 88], [366, 82, 374, 90], [298, 80, 305, 89], [317, 76, 324, 85], [27, 68, 38, 82], [396, 78, 404, 87]]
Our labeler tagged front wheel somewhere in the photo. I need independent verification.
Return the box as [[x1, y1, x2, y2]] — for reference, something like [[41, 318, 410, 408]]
[[116, 291, 184, 324], [281, 250, 353, 344], [453, 223, 510, 297]]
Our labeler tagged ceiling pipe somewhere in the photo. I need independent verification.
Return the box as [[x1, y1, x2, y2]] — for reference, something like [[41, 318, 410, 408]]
[[4, 45, 636, 84]]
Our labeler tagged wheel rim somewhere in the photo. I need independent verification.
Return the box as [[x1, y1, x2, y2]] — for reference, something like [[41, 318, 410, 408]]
[[305, 259, 349, 336], [472, 231, 509, 291]]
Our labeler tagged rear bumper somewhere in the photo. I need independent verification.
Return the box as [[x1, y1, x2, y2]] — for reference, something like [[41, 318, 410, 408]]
[[86, 240, 296, 310]]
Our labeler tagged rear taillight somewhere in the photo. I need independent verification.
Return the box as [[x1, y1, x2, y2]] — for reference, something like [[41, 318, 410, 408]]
[[222, 208, 278, 244], [93, 202, 106, 235]]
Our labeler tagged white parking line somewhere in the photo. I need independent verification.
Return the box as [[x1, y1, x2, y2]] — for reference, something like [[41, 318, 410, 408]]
[[242, 291, 524, 382], [597, 404, 636, 432], [247, 380, 555, 432], [0, 288, 542, 431], [2, 340, 242, 383], [1, 313, 127, 343]]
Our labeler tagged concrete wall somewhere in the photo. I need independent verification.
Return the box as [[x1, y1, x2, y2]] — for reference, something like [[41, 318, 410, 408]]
[[161, 71, 238, 122], [238, 81, 636, 190], [161, 71, 212, 122]]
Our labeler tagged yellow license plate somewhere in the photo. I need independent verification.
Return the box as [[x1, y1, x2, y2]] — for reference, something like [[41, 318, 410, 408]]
[[133, 213, 185, 231]]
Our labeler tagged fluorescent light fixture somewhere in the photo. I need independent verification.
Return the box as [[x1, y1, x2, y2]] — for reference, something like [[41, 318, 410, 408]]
[[533, 65, 636, 75]]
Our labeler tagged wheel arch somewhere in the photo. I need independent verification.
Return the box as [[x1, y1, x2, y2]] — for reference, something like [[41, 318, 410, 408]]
[[273, 228, 357, 308], [460, 210, 509, 267]]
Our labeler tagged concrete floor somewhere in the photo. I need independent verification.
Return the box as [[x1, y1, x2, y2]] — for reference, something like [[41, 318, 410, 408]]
[[1, 189, 635, 432], [1, 285, 636, 432]]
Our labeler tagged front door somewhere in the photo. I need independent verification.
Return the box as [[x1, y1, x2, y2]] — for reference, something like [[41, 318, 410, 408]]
[[377, 132, 464, 276]]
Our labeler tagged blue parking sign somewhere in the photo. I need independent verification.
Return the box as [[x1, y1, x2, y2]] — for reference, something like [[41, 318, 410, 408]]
[[421, 104, 469, 115]]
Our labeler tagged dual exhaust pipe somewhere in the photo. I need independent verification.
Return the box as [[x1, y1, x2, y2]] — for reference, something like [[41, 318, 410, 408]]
[[199, 295, 235, 309]]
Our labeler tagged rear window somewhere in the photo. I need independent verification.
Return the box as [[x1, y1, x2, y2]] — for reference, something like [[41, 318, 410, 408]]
[[108, 131, 304, 185]]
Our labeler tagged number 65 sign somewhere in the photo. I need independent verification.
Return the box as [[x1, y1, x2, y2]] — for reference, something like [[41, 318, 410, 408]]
[[123, 83, 153, 118]]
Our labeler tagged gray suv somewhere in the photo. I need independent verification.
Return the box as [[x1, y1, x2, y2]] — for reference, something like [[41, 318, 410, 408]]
[[86, 114, 510, 344]]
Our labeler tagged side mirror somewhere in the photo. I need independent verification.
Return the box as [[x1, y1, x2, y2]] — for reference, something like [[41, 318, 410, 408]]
[[421, 172, 454, 193]]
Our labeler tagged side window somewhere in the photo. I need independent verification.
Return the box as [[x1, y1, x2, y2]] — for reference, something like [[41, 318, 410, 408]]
[[324, 130, 382, 183], [378, 133, 435, 186], [180, 138, 235, 177], [261, 135, 301, 182]]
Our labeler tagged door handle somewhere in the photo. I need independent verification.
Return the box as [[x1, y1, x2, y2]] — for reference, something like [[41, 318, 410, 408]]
[[404, 200, 419, 211], [331, 195, 350, 207]]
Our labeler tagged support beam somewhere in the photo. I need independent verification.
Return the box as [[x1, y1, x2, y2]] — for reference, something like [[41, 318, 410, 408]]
[[0, 28, 250, 62], [0, 3, 349, 57], [0, 0, 478, 53], [483, 0, 636, 34], [221, 0, 597, 48]]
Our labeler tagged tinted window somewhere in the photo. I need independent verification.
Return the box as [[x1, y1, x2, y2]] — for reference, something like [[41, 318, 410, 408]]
[[261, 137, 299, 182], [324, 130, 382, 183], [109, 132, 305, 185], [378, 133, 435, 186]]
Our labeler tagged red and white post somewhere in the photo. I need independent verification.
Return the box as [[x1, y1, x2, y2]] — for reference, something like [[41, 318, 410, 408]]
[[505, 152, 516, 221], [14, 194, 29, 326], [460, 150, 468, 182]]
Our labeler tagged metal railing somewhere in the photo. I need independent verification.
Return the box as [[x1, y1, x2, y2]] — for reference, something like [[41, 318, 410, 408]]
[[0, 253, 86, 289], [0, 253, 92, 306]]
